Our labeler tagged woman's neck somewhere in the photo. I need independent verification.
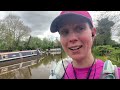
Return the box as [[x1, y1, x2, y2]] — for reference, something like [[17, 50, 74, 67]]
[[72, 53, 95, 68]]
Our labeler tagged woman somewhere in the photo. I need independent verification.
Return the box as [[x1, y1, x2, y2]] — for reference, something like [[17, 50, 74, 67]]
[[49, 11, 120, 79]]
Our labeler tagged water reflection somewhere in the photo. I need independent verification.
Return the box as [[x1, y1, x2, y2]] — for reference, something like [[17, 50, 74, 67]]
[[30, 51, 68, 79], [0, 67, 31, 79], [0, 51, 68, 79]]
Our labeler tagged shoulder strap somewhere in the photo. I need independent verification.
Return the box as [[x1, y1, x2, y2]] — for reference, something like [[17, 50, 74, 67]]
[[100, 60, 119, 79], [49, 59, 72, 79]]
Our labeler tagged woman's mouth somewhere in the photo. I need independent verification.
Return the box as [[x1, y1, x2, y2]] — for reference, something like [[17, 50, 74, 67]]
[[68, 45, 83, 50]]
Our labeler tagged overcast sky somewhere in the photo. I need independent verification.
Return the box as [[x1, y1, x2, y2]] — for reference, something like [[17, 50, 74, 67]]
[[0, 11, 119, 42]]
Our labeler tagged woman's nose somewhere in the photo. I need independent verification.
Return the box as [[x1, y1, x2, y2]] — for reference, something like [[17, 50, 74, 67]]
[[69, 32, 78, 43]]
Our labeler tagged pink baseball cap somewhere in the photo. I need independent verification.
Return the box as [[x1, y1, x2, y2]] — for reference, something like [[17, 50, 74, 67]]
[[50, 11, 93, 33]]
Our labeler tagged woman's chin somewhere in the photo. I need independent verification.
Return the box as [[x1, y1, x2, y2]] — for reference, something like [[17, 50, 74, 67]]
[[70, 54, 84, 61]]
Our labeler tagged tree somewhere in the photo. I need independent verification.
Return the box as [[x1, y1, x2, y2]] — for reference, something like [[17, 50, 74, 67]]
[[0, 14, 31, 50], [95, 17, 115, 45], [28, 36, 42, 50], [41, 38, 51, 50], [95, 11, 120, 44]]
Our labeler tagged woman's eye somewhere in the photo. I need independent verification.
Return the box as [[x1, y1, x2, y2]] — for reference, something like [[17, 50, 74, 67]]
[[59, 29, 69, 36], [75, 26, 84, 32], [76, 26, 84, 31]]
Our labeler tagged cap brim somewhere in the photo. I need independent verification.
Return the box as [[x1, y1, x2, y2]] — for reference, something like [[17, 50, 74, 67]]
[[50, 13, 92, 33]]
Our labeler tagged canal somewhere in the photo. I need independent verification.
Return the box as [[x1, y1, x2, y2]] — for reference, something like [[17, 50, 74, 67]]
[[0, 52, 68, 79]]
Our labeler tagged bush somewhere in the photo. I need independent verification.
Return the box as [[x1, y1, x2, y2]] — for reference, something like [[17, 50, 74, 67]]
[[112, 44, 120, 48], [93, 45, 114, 56], [93, 45, 120, 66], [108, 49, 120, 61]]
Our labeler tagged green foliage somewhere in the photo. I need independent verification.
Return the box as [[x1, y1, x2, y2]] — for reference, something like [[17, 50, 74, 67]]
[[112, 44, 120, 48], [94, 55, 106, 61], [93, 45, 114, 56], [28, 36, 42, 50], [95, 17, 117, 46], [108, 49, 120, 66], [108, 49, 120, 61], [0, 14, 62, 51], [93, 45, 120, 66], [21, 35, 61, 51], [0, 14, 31, 51]]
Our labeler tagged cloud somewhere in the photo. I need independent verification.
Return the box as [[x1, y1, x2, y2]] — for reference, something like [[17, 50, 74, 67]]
[[15, 11, 60, 36], [0, 11, 105, 37], [1, 11, 60, 37], [1, 11, 120, 43]]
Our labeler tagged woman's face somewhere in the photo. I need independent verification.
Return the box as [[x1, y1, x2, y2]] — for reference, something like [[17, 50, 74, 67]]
[[59, 23, 96, 61]]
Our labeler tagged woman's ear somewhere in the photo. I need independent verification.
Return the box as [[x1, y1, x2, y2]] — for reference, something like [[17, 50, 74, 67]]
[[92, 28, 96, 38]]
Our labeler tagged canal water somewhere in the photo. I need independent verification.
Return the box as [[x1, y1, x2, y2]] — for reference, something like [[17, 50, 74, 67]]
[[0, 52, 68, 79]]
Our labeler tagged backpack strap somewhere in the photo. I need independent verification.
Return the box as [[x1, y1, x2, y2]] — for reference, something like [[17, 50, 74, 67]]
[[49, 59, 72, 79], [49, 59, 120, 79], [100, 60, 119, 79]]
